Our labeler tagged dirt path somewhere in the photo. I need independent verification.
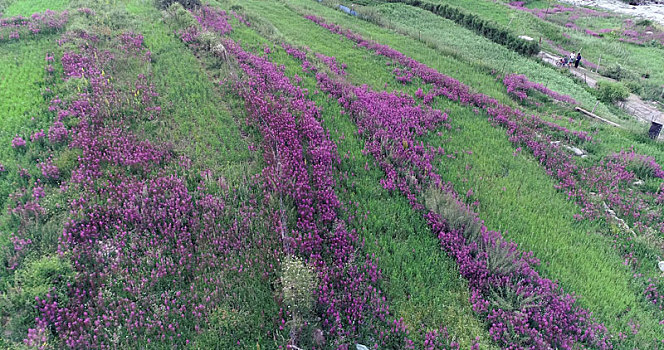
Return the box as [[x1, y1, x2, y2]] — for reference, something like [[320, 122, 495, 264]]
[[539, 51, 663, 125]]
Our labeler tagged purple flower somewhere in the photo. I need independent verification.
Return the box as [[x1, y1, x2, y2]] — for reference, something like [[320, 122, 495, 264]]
[[48, 121, 68, 144], [12, 135, 26, 148], [31, 129, 46, 143]]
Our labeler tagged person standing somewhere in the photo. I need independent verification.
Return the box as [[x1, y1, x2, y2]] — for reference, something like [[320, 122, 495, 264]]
[[575, 52, 582, 68], [569, 52, 575, 67]]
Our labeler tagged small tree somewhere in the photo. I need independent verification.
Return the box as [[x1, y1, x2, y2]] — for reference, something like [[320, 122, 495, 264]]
[[596, 81, 630, 103]]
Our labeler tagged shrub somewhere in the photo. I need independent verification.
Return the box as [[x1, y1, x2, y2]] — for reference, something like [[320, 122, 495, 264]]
[[53, 148, 82, 177], [197, 30, 217, 50], [165, 2, 199, 31], [600, 64, 635, 81], [635, 19, 654, 27], [624, 80, 643, 94], [596, 81, 630, 103], [424, 187, 482, 243], [156, 0, 200, 10], [640, 82, 664, 102], [280, 255, 318, 325]]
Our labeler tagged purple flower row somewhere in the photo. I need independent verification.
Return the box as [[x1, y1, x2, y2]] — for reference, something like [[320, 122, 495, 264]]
[[503, 73, 578, 104], [0, 9, 68, 41], [192, 6, 233, 35]]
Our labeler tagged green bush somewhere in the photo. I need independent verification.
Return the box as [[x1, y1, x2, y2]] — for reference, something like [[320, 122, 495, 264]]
[[156, 0, 200, 10], [640, 81, 664, 102], [165, 2, 200, 31], [1, 255, 73, 342], [624, 80, 643, 95], [424, 187, 482, 243], [600, 64, 635, 81], [54, 149, 82, 177], [596, 81, 630, 103]]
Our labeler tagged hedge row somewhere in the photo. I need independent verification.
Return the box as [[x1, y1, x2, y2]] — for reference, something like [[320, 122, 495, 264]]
[[381, 0, 541, 56]]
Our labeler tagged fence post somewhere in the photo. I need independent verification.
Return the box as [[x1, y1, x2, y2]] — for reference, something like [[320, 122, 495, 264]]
[[419, 30, 421, 41], [592, 101, 599, 114], [595, 54, 602, 73]]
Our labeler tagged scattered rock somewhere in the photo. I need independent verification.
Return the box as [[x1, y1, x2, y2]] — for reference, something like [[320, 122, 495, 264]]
[[633, 179, 645, 186], [519, 35, 534, 41], [602, 202, 636, 236], [567, 146, 585, 156], [550, 141, 587, 157]]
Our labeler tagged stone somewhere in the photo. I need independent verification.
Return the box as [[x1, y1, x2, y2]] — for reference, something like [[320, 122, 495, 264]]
[[565, 145, 585, 156], [633, 179, 645, 186]]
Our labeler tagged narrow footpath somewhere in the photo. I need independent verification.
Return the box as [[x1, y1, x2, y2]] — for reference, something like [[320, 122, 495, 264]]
[[539, 51, 663, 125]]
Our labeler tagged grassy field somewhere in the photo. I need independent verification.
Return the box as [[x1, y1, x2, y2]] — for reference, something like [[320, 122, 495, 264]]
[[2, 0, 664, 348], [350, 0, 664, 186], [372, 3, 617, 120], [206, 1, 498, 346], [1, 0, 68, 16], [124, 0, 257, 185], [0, 38, 54, 214]]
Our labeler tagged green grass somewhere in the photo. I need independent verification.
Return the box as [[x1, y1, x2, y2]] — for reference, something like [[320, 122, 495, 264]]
[[0, 0, 271, 347], [0, 33, 71, 345], [0, 37, 53, 211], [125, 0, 257, 185], [232, 0, 664, 345], [428, 104, 664, 345], [2, 0, 663, 347], [2, 0, 67, 16]]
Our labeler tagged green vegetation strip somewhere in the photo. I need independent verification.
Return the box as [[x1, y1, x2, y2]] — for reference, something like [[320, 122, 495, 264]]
[[372, 3, 616, 121], [2, 0, 68, 16], [380, 0, 540, 56], [0, 38, 53, 212], [426, 0, 664, 104], [125, 0, 257, 184]]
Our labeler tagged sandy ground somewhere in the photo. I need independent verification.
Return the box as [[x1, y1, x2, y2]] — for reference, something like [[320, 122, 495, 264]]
[[557, 0, 664, 25]]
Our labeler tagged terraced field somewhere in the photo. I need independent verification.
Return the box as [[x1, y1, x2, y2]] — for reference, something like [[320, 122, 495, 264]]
[[1, 0, 664, 348]]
